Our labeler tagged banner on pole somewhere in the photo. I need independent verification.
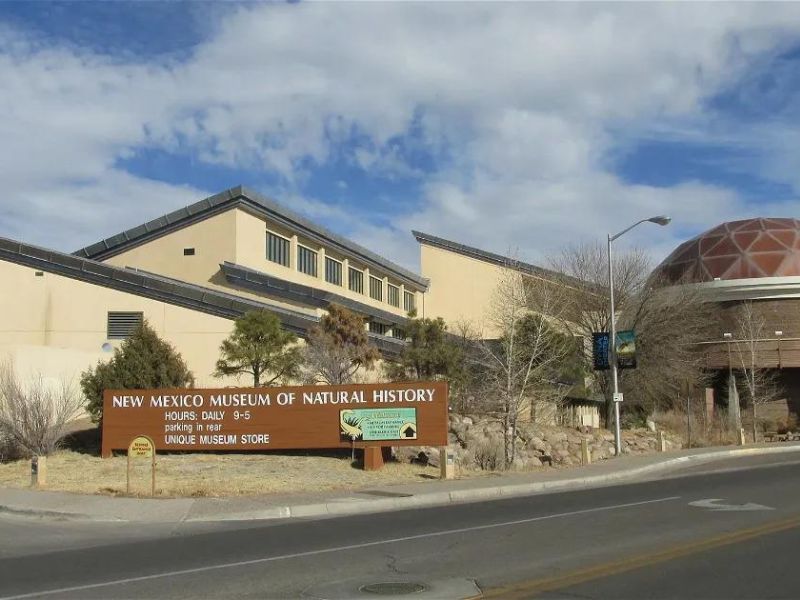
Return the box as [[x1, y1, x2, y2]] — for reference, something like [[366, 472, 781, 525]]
[[616, 330, 637, 369], [592, 332, 610, 371]]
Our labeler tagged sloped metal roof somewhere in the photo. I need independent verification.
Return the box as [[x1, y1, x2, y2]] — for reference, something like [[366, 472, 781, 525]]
[[73, 185, 428, 290], [412, 230, 581, 286], [220, 262, 409, 326]]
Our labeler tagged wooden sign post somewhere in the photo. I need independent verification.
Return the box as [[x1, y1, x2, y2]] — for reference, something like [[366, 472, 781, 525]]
[[127, 435, 156, 496]]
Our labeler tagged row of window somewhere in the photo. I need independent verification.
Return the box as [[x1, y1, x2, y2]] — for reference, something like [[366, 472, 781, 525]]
[[368, 321, 405, 340], [266, 231, 416, 312]]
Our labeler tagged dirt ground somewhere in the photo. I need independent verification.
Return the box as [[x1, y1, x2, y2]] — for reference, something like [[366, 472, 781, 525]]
[[0, 450, 442, 497]]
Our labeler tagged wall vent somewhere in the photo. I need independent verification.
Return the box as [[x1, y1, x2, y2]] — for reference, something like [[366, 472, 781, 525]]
[[107, 311, 144, 339]]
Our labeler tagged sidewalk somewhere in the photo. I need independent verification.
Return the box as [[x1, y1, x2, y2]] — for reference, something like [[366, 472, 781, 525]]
[[2, 443, 799, 524]]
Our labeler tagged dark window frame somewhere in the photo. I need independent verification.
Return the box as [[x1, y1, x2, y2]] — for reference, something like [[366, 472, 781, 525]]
[[369, 275, 383, 302], [369, 321, 388, 335], [297, 244, 318, 277], [349, 267, 364, 294], [404, 290, 416, 312], [266, 231, 291, 267], [325, 256, 343, 286], [387, 283, 400, 308]]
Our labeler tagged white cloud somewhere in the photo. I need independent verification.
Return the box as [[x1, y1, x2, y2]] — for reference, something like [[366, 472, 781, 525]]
[[2, 3, 800, 269]]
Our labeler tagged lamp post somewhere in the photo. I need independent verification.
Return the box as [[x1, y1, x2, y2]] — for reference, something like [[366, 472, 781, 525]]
[[608, 215, 671, 456], [723, 331, 741, 433]]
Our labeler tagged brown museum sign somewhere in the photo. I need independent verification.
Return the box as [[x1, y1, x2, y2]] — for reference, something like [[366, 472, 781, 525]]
[[101, 381, 448, 457]]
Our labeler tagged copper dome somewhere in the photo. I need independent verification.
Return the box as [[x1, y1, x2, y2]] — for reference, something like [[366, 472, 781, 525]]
[[656, 218, 800, 284]]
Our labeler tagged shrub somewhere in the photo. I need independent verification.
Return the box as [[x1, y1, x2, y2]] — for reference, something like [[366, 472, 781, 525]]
[[0, 360, 84, 457], [81, 321, 194, 422], [472, 438, 504, 470]]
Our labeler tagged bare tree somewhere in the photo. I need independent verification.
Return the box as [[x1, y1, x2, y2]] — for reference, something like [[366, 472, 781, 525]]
[[469, 266, 574, 468], [733, 301, 784, 442], [548, 241, 651, 425], [0, 360, 85, 457], [618, 276, 718, 419]]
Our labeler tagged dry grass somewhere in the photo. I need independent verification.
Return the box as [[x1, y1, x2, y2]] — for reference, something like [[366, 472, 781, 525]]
[[652, 409, 737, 448], [0, 450, 440, 497]]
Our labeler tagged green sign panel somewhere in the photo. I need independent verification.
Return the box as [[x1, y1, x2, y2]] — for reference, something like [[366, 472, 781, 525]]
[[616, 330, 637, 369], [339, 408, 418, 441]]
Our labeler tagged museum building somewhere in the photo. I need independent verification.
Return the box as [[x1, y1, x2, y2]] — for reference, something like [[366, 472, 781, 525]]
[[0, 185, 636, 430], [654, 217, 800, 421], [0, 186, 428, 387]]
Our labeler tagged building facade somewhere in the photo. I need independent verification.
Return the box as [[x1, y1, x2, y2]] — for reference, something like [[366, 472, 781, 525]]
[[0, 186, 428, 388], [655, 218, 800, 423]]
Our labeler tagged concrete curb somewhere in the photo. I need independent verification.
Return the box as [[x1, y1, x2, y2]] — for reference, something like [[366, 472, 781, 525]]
[[3, 445, 799, 523], [184, 444, 800, 522], [0, 504, 124, 522]]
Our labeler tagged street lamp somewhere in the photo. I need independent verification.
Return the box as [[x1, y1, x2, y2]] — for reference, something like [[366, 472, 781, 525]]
[[608, 215, 671, 456]]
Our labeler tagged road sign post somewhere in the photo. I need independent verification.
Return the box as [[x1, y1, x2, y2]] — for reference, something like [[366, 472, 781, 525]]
[[127, 435, 156, 496]]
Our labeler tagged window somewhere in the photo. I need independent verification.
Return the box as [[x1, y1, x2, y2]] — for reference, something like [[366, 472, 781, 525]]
[[183, 247, 195, 256], [325, 257, 342, 286], [266, 232, 290, 267], [390, 327, 405, 340], [297, 245, 318, 277], [107, 311, 143, 339], [349, 267, 364, 294], [387, 284, 400, 308], [404, 291, 416, 313], [369, 276, 383, 301], [369, 321, 387, 335]]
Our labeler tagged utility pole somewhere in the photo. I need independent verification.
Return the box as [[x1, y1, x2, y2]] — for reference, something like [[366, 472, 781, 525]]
[[607, 215, 671, 456]]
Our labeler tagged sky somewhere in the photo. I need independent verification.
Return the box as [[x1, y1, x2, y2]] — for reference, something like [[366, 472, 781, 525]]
[[3, 2, 800, 272]]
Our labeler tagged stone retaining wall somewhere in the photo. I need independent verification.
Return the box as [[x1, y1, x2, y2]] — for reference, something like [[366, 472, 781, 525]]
[[395, 414, 683, 471]]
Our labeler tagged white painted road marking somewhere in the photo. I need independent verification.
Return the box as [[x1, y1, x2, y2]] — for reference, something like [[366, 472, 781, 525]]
[[0, 496, 681, 599], [689, 498, 774, 512]]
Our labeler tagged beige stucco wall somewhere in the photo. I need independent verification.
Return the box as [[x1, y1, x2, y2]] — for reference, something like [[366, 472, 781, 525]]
[[419, 243, 507, 336], [0, 345, 107, 385], [104, 209, 237, 288], [0, 260, 239, 387], [420, 242, 582, 341]]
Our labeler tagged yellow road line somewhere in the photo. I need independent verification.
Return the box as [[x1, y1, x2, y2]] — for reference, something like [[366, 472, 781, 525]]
[[477, 515, 800, 599]]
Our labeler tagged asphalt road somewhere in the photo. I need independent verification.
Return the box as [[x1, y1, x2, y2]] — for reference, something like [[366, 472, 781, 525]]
[[1, 453, 800, 599]]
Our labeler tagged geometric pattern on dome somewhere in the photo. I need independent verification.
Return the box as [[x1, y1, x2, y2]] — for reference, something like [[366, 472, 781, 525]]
[[655, 218, 800, 284]]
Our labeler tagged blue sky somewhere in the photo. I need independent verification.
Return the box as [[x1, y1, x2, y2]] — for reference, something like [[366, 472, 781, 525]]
[[3, 2, 800, 270]]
